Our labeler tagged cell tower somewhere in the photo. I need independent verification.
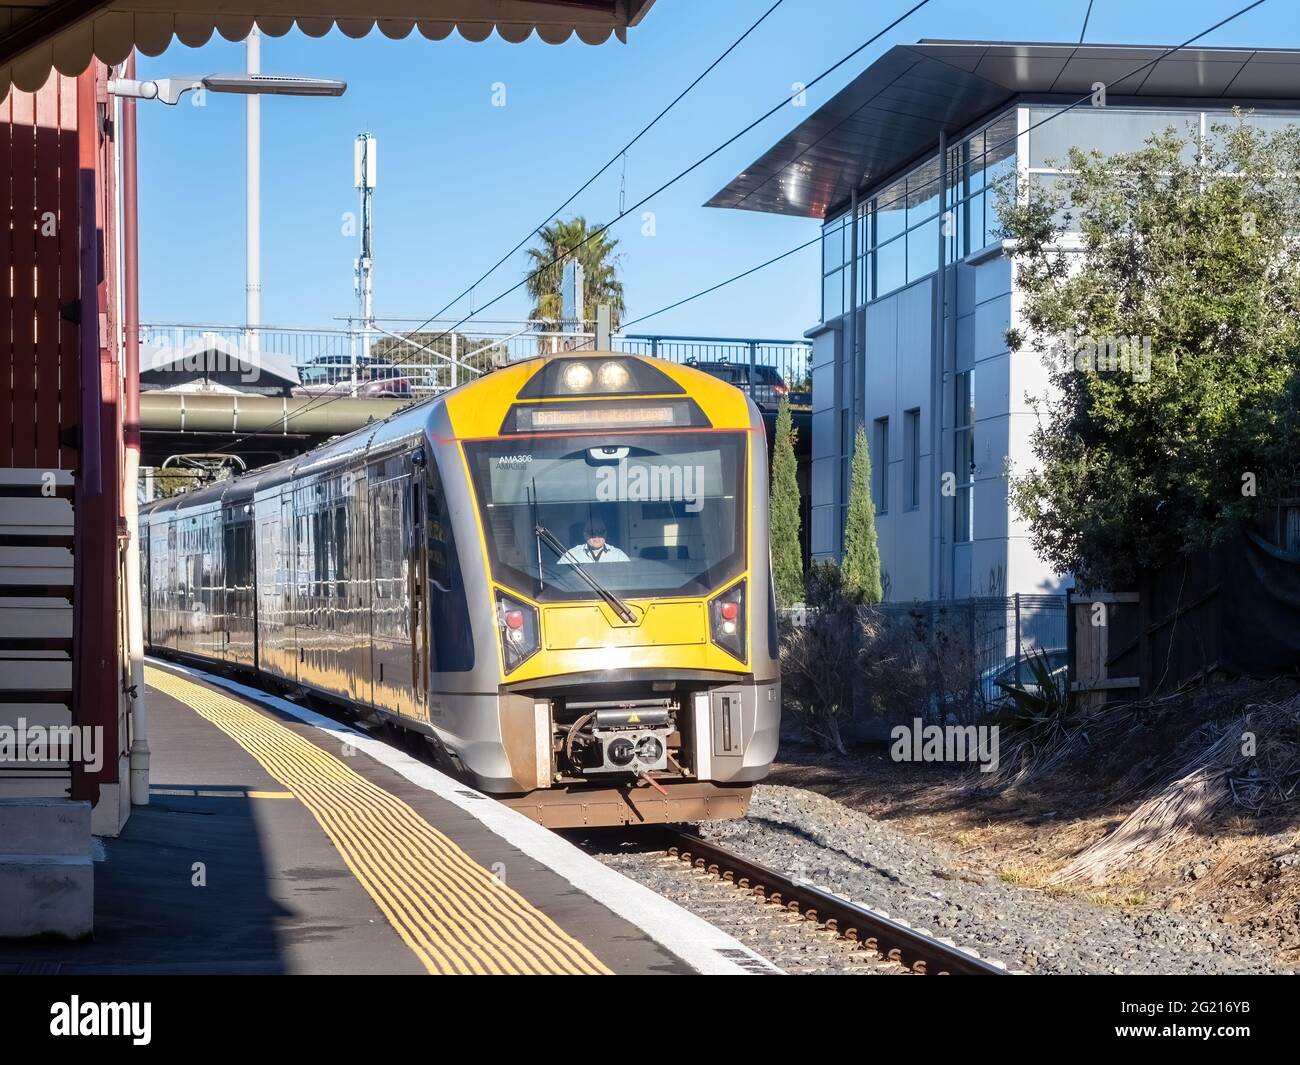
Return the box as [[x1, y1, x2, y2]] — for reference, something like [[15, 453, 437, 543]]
[[354, 132, 377, 357]]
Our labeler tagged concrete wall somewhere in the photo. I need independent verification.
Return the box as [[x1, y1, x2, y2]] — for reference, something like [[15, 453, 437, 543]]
[[809, 245, 1067, 601], [861, 279, 934, 601]]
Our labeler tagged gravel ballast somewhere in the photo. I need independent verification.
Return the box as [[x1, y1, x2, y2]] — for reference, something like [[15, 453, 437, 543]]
[[675, 785, 1291, 975]]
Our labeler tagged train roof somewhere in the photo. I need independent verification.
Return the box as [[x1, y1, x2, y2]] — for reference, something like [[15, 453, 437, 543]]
[[143, 352, 758, 518]]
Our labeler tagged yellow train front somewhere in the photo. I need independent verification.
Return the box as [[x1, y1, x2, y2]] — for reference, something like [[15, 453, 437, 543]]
[[438, 353, 780, 826], [141, 352, 780, 828]]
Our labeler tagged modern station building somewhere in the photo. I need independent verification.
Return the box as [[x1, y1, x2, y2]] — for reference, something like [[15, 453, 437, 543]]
[[710, 41, 1300, 602]]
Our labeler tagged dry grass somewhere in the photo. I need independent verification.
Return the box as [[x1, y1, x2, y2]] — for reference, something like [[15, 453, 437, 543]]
[[769, 676, 1300, 960]]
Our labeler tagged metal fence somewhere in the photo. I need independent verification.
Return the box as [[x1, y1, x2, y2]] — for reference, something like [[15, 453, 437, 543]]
[[869, 594, 1068, 706], [784, 593, 1069, 720], [138, 320, 813, 404]]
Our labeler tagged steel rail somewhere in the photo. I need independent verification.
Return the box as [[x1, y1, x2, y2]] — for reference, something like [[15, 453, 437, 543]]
[[662, 829, 1009, 976]]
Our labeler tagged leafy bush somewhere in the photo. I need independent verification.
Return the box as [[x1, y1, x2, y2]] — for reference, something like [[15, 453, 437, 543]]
[[780, 562, 860, 753]]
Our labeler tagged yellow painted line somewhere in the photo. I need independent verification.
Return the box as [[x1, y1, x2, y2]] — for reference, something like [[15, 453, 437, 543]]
[[247, 791, 295, 799], [147, 666, 611, 976]]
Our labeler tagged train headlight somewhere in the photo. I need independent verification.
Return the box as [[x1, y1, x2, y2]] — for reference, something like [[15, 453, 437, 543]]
[[560, 362, 595, 393], [496, 592, 540, 671], [708, 580, 747, 662], [596, 360, 631, 391]]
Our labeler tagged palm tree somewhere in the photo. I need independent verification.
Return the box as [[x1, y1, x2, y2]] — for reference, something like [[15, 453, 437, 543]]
[[525, 216, 625, 330]]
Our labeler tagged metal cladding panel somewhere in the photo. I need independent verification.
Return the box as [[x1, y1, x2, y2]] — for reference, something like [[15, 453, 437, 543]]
[[709, 40, 1300, 219]]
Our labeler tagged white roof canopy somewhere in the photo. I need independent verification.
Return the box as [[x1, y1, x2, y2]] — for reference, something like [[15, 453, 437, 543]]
[[2, 1, 656, 98]]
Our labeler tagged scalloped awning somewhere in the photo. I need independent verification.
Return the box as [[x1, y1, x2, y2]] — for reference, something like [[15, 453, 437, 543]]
[[1, 1, 656, 99]]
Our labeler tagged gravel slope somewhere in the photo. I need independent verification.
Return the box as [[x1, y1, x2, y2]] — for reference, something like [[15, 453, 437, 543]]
[[691, 785, 1293, 975]]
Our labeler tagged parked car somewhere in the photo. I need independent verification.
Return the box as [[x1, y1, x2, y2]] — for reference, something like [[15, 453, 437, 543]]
[[685, 358, 790, 409], [978, 648, 1068, 708], [293, 359, 412, 400]]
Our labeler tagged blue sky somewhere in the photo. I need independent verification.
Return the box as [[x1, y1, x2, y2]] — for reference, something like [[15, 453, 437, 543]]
[[135, 0, 1295, 340]]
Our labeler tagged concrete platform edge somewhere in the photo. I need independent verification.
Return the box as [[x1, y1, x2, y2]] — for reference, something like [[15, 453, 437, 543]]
[[146, 656, 782, 977]]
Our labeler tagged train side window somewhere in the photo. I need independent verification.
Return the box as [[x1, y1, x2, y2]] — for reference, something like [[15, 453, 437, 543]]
[[335, 505, 348, 600]]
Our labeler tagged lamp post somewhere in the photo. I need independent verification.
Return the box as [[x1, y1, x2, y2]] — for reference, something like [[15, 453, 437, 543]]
[[109, 53, 345, 807]]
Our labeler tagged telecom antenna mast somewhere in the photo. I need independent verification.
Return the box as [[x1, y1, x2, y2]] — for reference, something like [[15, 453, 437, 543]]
[[354, 131, 377, 362]]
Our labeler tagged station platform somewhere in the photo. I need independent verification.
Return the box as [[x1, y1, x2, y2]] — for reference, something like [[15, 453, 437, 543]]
[[0, 660, 778, 976]]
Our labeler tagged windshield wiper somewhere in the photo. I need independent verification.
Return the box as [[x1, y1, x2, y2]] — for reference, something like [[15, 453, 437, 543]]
[[534, 523, 636, 624]]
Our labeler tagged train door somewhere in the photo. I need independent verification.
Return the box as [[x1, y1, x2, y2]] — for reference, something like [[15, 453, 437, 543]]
[[368, 468, 407, 717], [283, 492, 298, 682], [345, 469, 372, 706], [141, 523, 151, 649], [408, 461, 429, 722]]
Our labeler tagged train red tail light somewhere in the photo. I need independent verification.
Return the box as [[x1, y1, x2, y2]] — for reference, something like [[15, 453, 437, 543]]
[[497, 593, 539, 671], [709, 581, 746, 662]]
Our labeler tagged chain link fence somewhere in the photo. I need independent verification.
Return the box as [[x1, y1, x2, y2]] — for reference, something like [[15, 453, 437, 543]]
[[783, 593, 1068, 730]]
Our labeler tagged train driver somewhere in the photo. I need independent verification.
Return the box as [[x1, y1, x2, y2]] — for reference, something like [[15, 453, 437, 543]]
[[560, 518, 629, 564]]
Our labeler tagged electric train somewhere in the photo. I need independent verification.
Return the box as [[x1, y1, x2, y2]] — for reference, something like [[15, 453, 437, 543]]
[[141, 352, 780, 826]]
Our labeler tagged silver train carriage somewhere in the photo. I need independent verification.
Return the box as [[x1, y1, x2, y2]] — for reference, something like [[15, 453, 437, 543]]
[[141, 352, 780, 826]]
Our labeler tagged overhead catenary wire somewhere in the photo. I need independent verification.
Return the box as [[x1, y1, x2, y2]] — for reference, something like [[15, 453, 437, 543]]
[[425, 0, 789, 327], [619, 233, 823, 331], [210, 0, 935, 456], [1079, 0, 1096, 44], [627, 0, 1271, 330], [209, 0, 1266, 461], [730, 0, 1267, 214], [396, 0, 935, 348]]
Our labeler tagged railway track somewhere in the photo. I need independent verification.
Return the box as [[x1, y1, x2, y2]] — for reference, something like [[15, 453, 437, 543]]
[[658, 829, 1010, 976]]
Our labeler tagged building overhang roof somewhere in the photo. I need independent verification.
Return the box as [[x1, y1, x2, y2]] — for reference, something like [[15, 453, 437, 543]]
[[1, 0, 656, 99], [708, 39, 1300, 219]]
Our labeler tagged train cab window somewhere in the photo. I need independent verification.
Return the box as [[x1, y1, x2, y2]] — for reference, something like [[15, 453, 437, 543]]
[[464, 431, 747, 602]]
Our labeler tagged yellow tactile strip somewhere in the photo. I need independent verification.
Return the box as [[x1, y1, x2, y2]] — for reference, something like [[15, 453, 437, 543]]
[[146, 666, 611, 975]]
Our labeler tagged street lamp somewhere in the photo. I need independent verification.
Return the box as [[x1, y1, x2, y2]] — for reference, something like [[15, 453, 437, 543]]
[[107, 72, 347, 105], [109, 49, 345, 810]]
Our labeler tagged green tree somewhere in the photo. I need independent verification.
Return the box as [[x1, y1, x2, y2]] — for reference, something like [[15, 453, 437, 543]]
[[370, 330, 492, 388], [842, 423, 883, 603], [524, 216, 626, 330], [770, 396, 804, 606], [996, 115, 1300, 589]]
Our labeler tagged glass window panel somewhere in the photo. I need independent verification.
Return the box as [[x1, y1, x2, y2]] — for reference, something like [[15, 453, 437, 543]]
[[822, 215, 845, 274], [1028, 107, 1195, 168], [967, 190, 987, 250], [823, 267, 844, 321], [907, 216, 939, 282], [955, 370, 974, 430], [1221, 110, 1300, 134], [904, 409, 921, 510], [858, 249, 872, 303], [873, 417, 889, 514], [907, 156, 942, 225], [955, 485, 972, 543], [978, 111, 1018, 190], [946, 199, 964, 262], [875, 178, 907, 243], [876, 237, 906, 297]]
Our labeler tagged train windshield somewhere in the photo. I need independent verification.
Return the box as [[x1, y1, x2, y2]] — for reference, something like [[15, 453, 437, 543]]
[[464, 431, 747, 601]]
